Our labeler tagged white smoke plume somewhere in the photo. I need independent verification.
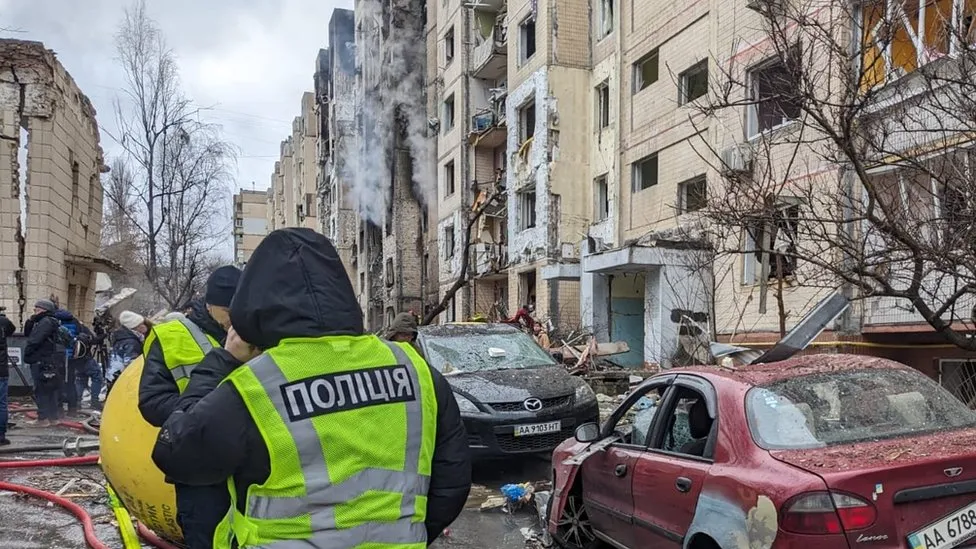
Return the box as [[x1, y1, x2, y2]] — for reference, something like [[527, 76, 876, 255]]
[[344, 0, 435, 226]]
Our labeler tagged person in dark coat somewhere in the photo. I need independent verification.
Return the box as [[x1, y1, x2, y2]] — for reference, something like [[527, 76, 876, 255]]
[[23, 299, 62, 426], [152, 228, 471, 547], [139, 266, 241, 549], [0, 308, 15, 445], [385, 311, 425, 358], [53, 308, 92, 416], [104, 310, 150, 394]]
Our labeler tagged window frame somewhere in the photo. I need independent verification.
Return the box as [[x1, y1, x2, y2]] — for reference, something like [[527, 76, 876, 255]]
[[644, 375, 718, 462], [445, 224, 456, 258], [746, 55, 802, 139], [678, 175, 707, 214], [632, 152, 659, 192], [520, 15, 537, 64], [597, 0, 614, 39], [600, 375, 676, 449], [519, 100, 537, 143], [444, 160, 456, 197], [444, 26, 455, 64], [679, 60, 709, 105], [595, 174, 610, 221], [518, 190, 537, 230], [596, 81, 611, 129], [443, 94, 456, 132], [633, 48, 660, 94], [742, 199, 802, 285]]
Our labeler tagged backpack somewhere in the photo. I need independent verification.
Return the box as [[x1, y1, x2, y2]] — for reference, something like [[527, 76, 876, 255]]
[[52, 324, 74, 348]]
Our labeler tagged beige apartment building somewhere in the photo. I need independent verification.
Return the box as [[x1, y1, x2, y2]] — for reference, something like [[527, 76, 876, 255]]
[[268, 92, 319, 233], [0, 40, 113, 327], [232, 189, 269, 265]]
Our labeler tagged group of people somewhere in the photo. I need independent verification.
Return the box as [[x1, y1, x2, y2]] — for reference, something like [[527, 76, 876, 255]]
[[133, 228, 470, 548]]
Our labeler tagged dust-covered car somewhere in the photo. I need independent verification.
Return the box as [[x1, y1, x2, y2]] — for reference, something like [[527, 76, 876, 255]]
[[548, 354, 976, 549], [416, 323, 599, 459]]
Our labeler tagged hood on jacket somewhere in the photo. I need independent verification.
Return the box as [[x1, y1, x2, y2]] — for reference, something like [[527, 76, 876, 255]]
[[385, 312, 419, 340], [231, 228, 363, 350], [54, 310, 77, 323], [184, 299, 227, 344]]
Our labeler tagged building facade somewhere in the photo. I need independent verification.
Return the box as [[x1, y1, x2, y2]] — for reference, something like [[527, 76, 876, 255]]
[[268, 92, 319, 233], [0, 40, 112, 327], [232, 189, 270, 266]]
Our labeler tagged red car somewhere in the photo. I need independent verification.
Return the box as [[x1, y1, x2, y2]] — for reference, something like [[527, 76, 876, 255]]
[[547, 354, 976, 549]]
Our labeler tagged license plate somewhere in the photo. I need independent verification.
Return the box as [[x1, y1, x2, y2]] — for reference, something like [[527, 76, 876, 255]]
[[908, 501, 976, 549], [514, 421, 561, 437]]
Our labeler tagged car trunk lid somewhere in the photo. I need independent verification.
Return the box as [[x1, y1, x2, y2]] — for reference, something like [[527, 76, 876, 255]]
[[772, 427, 976, 547]]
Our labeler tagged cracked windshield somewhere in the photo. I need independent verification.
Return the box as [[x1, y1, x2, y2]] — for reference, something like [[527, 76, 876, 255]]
[[7, 0, 976, 548]]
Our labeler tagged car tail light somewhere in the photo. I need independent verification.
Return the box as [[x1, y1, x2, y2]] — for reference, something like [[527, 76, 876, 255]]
[[780, 491, 877, 534]]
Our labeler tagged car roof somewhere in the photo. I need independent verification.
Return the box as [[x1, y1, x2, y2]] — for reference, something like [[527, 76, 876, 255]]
[[670, 354, 913, 387], [417, 322, 521, 337]]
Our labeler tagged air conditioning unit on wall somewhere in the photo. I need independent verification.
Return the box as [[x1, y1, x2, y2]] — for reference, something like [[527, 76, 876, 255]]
[[720, 144, 754, 175]]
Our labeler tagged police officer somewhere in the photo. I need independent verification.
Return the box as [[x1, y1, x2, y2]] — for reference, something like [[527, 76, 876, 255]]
[[139, 265, 242, 549], [152, 228, 471, 548]]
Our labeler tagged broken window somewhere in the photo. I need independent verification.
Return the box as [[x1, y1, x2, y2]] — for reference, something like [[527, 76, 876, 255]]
[[680, 60, 709, 104], [634, 49, 659, 93], [70, 151, 80, 225], [445, 26, 455, 64], [519, 190, 537, 230], [747, 55, 802, 138], [446, 297, 457, 323], [633, 153, 659, 192], [443, 94, 455, 132], [595, 174, 610, 221], [386, 258, 395, 287], [860, 0, 976, 90], [519, 101, 536, 144], [444, 160, 456, 197], [445, 224, 456, 258], [743, 202, 801, 284], [598, 0, 614, 38], [520, 16, 537, 63], [678, 175, 707, 214], [596, 81, 610, 129]]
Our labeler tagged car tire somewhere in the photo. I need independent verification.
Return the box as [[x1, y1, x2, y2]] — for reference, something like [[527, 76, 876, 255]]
[[553, 491, 602, 549]]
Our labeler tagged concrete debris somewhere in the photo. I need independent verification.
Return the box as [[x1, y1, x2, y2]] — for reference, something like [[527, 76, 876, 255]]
[[480, 496, 507, 511]]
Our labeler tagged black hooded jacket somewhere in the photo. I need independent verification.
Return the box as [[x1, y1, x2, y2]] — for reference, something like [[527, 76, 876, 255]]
[[24, 311, 60, 366], [0, 313, 15, 378], [152, 228, 471, 545], [138, 300, 227, 427]]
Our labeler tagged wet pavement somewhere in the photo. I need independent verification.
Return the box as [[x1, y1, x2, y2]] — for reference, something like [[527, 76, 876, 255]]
[[0, 394, 556, 549]]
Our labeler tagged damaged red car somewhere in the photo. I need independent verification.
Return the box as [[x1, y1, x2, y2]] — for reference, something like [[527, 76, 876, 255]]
[[547, 354, 976, 549]]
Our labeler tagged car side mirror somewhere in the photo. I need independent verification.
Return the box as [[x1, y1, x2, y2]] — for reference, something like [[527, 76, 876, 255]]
[[575, 422, 600, 443], [550, 351, 564, 363]]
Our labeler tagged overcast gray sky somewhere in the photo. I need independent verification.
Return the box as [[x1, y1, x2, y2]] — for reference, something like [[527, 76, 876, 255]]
[[0, 0, 352, 254]]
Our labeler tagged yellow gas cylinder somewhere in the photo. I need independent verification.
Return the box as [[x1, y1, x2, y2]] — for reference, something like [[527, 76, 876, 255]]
[[99, 356, 183, 543]]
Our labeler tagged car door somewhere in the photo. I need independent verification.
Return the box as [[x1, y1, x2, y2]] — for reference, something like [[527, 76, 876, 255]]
[[631, 375, 717, 547], [581, 381, 670, 548]]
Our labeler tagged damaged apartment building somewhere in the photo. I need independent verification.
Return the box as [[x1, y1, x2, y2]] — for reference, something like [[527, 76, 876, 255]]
[[0, 39, 113, 328], [315, 9, 359, 289], [268, 92, 318, 233], [429, 0, 591, 330], [353, 0, 436, 331]]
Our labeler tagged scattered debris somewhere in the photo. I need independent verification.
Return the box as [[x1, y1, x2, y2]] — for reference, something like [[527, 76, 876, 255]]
[[500, 483, 535, 511]]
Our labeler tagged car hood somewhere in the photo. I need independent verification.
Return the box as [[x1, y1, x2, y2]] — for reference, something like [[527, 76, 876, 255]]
[[445, 366, 584, 402]]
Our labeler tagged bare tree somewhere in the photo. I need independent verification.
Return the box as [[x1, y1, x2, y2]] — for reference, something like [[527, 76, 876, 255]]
[[104, 0, 234, 308], [422, 182, 504, 325], [692, 0, 976, 349]]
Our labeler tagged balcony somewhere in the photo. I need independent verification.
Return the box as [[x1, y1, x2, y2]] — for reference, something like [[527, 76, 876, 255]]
[[471, 24, 507, 81], [468, 111, 506, 149], [473, 242, 508, 278]]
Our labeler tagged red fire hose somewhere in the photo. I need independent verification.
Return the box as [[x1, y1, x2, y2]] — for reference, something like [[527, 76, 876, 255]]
[[0, 480, 111, 549], [137, 521, 184, 549], [0, 455, 98, 468]]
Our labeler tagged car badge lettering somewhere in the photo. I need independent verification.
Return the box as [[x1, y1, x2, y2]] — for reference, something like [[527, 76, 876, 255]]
[[945, 467, 964, 478], [856, 534, 889, 543], [524, 398, 543, 412]]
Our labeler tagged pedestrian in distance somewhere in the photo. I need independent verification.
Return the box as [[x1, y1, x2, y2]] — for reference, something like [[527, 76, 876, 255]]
[[139, 266, 242, 549], [385, 311, 426, 359], [0, 307, 15, 445], [105, 310, 151, 394], [23, 299, 66, 426], [152, 228, 472, 549], [54, 308, 93, 417]]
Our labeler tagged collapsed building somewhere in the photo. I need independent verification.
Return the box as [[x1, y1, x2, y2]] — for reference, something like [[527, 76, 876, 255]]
[[0, 39, 114, 328]]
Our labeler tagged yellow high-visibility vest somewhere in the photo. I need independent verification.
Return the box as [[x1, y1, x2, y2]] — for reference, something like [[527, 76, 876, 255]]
[[213, 336, 438, 548], [143, 318, 219, 392]]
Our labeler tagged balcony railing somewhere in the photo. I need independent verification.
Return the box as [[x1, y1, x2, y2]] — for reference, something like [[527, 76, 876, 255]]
[[472, 242, 508, 277], [471, 25, 508, 81]]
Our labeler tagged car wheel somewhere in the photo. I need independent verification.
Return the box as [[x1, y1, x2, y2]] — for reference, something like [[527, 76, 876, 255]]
[[554, 492, 601, 549]]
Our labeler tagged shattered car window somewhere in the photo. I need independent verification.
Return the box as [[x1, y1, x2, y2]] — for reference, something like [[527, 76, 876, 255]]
[[746, 368, 976, 449], [614, 389, 663, 446], [422, 332, 557, 374]]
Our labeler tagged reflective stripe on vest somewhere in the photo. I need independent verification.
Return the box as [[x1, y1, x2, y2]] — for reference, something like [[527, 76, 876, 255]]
[[150, 318, 216, 390], [223, 340, 433, 548]]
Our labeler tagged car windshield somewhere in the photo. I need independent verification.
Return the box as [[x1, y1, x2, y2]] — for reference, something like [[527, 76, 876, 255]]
[[746, 368, 976, 450], [421, 331, 556, 374]]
